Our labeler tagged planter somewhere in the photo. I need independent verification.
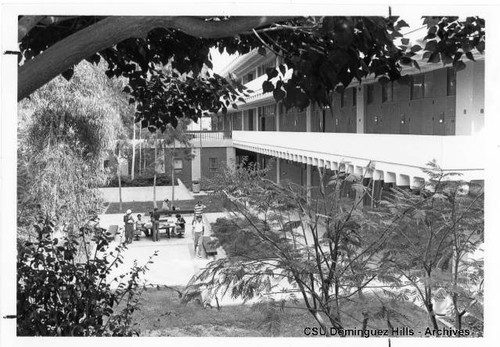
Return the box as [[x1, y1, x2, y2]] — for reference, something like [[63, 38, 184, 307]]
[[192, 180, 201, 193]]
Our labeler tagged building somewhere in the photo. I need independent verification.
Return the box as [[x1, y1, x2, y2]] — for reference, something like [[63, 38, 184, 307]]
[[208, 43, 484, 201]]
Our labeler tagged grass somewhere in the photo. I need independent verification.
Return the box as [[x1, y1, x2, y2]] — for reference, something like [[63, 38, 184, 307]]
[[105, 194, 227, 215], [130, 286, 441, 337]]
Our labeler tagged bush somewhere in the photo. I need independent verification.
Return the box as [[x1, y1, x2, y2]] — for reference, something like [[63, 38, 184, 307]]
[[106, 175, 172, 187], [210, 217, 276, 259], [17, 215, 157, 336]]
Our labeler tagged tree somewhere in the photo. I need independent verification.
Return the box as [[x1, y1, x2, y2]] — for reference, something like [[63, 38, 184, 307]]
[[189, 159, 398, 334], [17, 16, 484, 129], [377, 161, 484, 333], [17, 62, 126, 237], [17, 213, 157, 336]]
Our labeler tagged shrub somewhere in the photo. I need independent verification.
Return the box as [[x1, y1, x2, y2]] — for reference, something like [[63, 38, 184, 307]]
[[17, 215, 157, 336], [106, 174, 172, 187]]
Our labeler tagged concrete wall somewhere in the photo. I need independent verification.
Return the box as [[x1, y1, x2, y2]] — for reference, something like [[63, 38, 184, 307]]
[[99, 184, 193, 203], [456, 60, 485, 135], [200, 147, 227, 181]]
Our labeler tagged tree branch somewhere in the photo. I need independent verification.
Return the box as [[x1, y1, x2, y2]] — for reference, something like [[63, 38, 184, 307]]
[[18, 15, 295, 100], [18, 15, 45, 41]]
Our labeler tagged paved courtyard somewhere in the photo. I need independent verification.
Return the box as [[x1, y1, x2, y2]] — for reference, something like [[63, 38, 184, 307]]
[[98, 212, 229, 288]]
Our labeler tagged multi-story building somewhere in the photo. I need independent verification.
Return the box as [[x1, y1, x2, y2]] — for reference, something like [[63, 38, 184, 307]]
[[209, 44, 484, 201]]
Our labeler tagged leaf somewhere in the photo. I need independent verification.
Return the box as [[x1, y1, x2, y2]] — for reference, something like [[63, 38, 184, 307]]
[[401, 38, 410, 45], [61, 67, 74, 81], [262, 81, 274, 93], [424, 40, 438, 52], [453, 60, 466, 72], [428, 52, 440, 64], [273, 88, 286, 102], [258, 47, 267, 56], [279, 64, 287, 76], [413, 60, 421, 70], [465, 51, 475, 61], [411, 44, 422, 53]]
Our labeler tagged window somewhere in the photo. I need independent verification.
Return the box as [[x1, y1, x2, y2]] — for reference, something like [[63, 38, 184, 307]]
[[424, 72, 434, 98], [340, 90, 346, 108], [352, 87, 357, 106], [447, 67, 456, 96], [382, 82, 393, 103], [209, 158, 217, 174], [257, 59, 276, 76], [411, 74, 424, 100], [367, 84, 374, 104], [242, 72, 254, 84], [174, 158, 183, 172]]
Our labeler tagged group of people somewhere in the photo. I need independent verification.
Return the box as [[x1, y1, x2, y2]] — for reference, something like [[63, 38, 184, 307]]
[[122, 200, 207, 252], [123, 207, 186, 244]]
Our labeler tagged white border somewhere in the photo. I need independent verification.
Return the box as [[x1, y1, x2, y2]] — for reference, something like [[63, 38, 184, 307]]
[[2, 1, 499, 347]]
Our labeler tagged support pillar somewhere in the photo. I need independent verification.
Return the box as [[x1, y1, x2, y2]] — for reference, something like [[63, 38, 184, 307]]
[[356, 85, 365, 133], [276, 157, 281, 184], [306, 163, 312, 201], [192, 147, 201, 182]]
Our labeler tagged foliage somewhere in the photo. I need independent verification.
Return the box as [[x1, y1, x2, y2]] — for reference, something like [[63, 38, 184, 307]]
[[18, 16, 485, 127], [17, 215, 157, 336], [189, 159, 389, 334], [17, 62, 129, 238], [377, 160, 484, 331], [106, 174, 172, 188]]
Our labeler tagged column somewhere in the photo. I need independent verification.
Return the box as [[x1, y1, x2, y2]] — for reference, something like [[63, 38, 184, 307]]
[[275, 102, 280, 132], [191, 147, 201, 182], [306, 105, 312, 132], [276, 157, 281, 184], [306, 164, 312, 201], [226, 146, 236, 172], [356, 85, 365, 133]]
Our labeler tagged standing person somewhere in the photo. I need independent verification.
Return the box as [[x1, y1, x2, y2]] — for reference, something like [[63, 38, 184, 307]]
[[151, 207, 161, 242], [194, 200, 206, 218], [123, 209, 135, 244], [192, 215, 205, 258]]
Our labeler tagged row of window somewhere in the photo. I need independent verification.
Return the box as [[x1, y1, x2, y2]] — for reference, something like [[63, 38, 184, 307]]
[[368, 67, 456, 104]]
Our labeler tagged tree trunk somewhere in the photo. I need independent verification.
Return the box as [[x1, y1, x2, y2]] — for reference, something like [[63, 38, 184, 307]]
[[117, 159, 123, 213], [131, 122, 136, 180], [18, 16, 290, 100], [153, 139, 157, 209], [138, 127, 142, 176], [171, 140, 176, 205]]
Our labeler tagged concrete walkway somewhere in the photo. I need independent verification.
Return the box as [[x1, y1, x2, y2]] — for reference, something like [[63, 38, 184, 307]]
[[99, 212, 230, 288]]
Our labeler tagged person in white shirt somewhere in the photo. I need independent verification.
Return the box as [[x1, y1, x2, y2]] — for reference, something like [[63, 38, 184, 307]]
[[192, 215, 205, 258]]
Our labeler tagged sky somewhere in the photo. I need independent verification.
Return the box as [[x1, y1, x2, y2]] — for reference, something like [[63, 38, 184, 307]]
[[210, 13, 427, 75]]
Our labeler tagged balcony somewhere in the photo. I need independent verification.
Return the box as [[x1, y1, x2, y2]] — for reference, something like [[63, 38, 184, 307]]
[[185, 130, 233, 148], [232, 131, 484, 184]]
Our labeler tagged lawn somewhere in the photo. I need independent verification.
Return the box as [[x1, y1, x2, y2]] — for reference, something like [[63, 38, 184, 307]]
[[105, 194, 227, 214], [130, 286, 440, 337]]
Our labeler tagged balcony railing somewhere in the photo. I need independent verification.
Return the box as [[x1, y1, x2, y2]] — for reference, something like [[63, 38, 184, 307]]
[[185, 130, 232, 141]]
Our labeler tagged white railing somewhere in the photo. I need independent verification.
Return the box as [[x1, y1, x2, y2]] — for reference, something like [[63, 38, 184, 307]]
[[232, 131, 484, 182]]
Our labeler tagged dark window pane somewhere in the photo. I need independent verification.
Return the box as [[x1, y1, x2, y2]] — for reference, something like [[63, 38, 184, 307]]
[[424, 72, 434, 98], [367, 84, 374, 104], [411, 74, 424, 99], [352, 88, 357, 106], [447, 67, 456, 96], [382, 82, 393, 103]]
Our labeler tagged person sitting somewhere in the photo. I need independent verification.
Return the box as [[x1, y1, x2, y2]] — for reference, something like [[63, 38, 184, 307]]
[[136, 214, 149, 238], [175, 214, 186, 238]]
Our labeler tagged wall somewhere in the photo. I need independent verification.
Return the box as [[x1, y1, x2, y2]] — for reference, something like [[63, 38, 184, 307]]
[[200, 147, 228, 181], [99, 185, 193, 203], [455, 60, 485, 135], [279, 160, 305, 186]]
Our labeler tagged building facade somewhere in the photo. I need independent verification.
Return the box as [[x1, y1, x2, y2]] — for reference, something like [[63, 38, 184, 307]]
[[210, 47, 484, 200]]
